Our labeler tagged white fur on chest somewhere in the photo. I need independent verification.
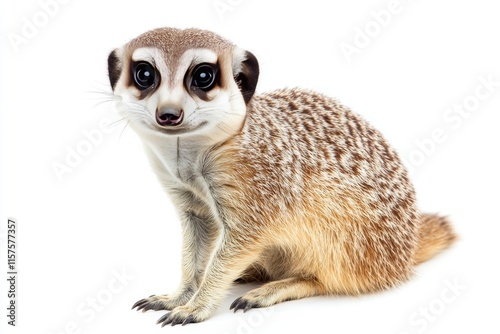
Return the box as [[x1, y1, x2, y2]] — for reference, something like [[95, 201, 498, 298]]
[[144, 137, 199, 181], [143, 136, 216, 209]]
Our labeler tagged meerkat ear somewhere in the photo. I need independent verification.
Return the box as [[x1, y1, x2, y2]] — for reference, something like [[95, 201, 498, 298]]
[[233, 49, 259, 104], [107, 49, 122, 90]]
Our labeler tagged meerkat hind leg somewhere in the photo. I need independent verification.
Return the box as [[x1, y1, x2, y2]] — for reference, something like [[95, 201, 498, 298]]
[[234, 264, 270, 284], [230, 277, 325, 312]]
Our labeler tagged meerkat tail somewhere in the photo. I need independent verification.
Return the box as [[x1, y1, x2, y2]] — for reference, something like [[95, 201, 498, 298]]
[[414, 214, 457, 265]]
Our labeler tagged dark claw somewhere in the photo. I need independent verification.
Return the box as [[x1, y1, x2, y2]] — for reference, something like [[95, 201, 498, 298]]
[[144, 301, 166, 312], [230, 297, 259, 313], [182, 314, 196, 326], [157, 312, 171, 325], [141, 302, 154, 312], [162, 316, 173, 327], [244, 303, 254, 312], [170, 317, 181, 326], [133, 297, 171, 312], [132, 299, 148, 310], [230, 297, 242, 311], [157, 312, 197, 327]]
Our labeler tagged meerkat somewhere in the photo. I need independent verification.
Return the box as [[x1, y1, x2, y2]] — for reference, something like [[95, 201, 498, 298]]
[[107, 27, 456, 326]]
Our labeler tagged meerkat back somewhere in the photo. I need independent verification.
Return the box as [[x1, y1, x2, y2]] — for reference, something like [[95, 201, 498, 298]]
[[108, 27, 456, 326]]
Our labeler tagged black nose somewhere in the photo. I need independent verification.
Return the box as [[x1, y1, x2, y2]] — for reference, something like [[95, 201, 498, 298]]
[[156, 107, 184, 127]]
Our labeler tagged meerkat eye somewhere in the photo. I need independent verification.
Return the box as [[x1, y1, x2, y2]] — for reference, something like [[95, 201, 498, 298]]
[[133, 62, 156, 90], [191, 63, 218, 91]]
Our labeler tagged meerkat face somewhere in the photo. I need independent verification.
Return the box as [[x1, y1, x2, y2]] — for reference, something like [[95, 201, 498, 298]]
[[107, 28, 259, 143]]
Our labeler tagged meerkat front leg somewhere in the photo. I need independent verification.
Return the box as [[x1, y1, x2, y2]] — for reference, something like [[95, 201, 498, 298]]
[[133, 208, 217, 312], [156, 230, 262, 326]]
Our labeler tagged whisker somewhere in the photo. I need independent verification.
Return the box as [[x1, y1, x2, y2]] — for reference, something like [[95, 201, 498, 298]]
[[89, 98, 115, 109], [84, 90, 114, 96], [107, 117, 127, 127], [119, 120, 130, 141]]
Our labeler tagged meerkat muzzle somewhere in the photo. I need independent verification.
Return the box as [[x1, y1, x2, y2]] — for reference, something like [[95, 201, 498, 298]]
[[156, 107, 184, 127]]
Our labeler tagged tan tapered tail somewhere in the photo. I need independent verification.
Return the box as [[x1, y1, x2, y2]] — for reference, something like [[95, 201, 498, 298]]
[[414, 213, 457, 265]]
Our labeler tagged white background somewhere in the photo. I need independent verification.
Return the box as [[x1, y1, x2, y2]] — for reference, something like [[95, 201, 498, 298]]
[[1, 0, 499, 333]]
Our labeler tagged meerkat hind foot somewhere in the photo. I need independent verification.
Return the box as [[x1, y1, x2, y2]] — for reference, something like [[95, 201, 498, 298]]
[[230, 277, 325, 312]]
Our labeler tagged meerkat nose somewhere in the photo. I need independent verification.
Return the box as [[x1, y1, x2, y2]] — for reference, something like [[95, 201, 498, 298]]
[[156, 106, 184, 127]]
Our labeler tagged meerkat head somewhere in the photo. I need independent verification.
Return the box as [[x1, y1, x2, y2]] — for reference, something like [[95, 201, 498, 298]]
[[107, 28, 259, 144]]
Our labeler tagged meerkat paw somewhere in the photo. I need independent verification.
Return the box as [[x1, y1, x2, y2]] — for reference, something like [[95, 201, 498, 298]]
[[156, 304, 212, 326], [230, 289, 276, 312], [132, 290, 193, 312], [230, 296, 264, 312], [230, 277, 325, 312]]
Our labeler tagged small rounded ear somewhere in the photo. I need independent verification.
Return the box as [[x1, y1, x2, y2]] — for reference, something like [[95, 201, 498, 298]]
[[107, 49, 122, 90], [233, 49, 259, 104]]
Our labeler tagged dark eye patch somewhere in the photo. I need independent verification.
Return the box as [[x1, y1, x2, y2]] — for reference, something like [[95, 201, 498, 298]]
[[130, 61, 160, 98], [191, 63, 218, 91], [186, 62, 220, 100]]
